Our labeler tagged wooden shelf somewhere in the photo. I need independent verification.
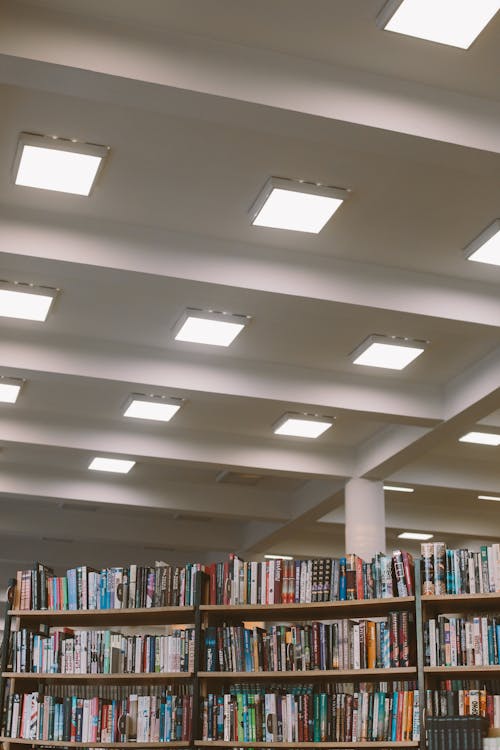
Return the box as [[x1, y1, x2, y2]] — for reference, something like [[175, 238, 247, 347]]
[[198, 667, 417, 681], [8, 606, 194, 626], [200, 597, 415, 621], [425, 665, 500, 676], [421, 593, 500, 612], [194, 741, 419, 748], [0, 740, 190, 748], [3, 672, 193, 682]]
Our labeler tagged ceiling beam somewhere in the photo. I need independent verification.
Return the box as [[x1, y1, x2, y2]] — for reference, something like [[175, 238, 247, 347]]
[[2, 209, 500, 330], [0, 411, 353, 478], [1, 2, 499, 152]]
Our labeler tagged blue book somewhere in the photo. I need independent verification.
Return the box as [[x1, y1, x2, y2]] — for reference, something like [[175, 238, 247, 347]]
[[243, 628, 252, 672], [66, 569, 77, 611], [99, 570, 107, 610], [339, 558, 347, 600], [391, 692, 398, 741]]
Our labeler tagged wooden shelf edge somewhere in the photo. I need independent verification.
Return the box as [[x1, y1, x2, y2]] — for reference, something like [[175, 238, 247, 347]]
[[9, 607, 194, 617], [424, 665, 500, 673], [194, 742, 419, 748], [3, 672, 193, 680], [421, 592, 500, 603], [0, 740, 190, 748], [198, 668, 417, 679], [200, 597, 415, 612]]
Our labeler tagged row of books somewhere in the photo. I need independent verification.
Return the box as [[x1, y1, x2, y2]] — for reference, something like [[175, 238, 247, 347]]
[[425, 615, 500, 667], [425, 680, 500, 727], [201, 682, 420, 742], [11, 627, 195, 675], [421, 542, 500, 595], [14, 561, 204, 611], [3, 686, 192, 743], [205, 551, 414, 605], [205, 612, 413, 672], [426, 716, 489, 750]]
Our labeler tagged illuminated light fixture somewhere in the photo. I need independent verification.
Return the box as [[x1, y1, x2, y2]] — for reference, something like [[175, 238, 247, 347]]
[[464, 219, 500, 266], [384, 485, 414, 493], [459, 431, 500, 446], [0, 280, 58, 321], [13, 132, 109, 196], [273, 412, 333, 439], [123, 394, 184, 422], [0, 377, 24, 404], [351, 334, 427, 370], [264, 554, 294, 560], [249, 177, 349, 233], [398, 531, 434, 541], [88, 457, 135, 474], [478, 495, 500, 502], [377, 0, 500, 49], [173, 308, 251, 347]]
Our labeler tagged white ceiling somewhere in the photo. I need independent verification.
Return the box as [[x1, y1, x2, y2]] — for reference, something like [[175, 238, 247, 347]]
[[0, 0, 499, 580]]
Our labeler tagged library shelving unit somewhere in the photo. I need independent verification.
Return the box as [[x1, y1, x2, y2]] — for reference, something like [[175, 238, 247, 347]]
[[0, 575, 203, 750], [196, 574, 421, 749]]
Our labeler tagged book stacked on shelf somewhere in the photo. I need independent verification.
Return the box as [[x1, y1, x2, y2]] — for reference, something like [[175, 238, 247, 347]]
[[421, 542, 500, 595], [425, 679, 500, 728], [204, 612, 414, 672], [426, 715, 489, 750], [203, 550, 414, 605], [11, 627, 195, 674], [2, 684, 193, 743], [424, 614, 500, 667], [201, 681, 420, 742], [14, 561, 204, 611]]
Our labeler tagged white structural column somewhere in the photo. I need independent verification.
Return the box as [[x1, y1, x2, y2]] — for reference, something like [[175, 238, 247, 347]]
[[345, 478, 386, 559]]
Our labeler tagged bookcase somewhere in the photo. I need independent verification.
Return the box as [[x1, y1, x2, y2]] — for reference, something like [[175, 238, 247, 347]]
[[2, 554, 500, 750], [0, 573, 204, 749]]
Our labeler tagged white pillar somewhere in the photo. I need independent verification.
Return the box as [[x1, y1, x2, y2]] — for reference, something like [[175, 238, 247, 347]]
[[345, 478, 386, 560]]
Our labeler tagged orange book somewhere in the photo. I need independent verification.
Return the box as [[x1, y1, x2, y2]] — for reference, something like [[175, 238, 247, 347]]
[[13, 570, 22, 610], [366, 621, 376, 668], [405, 691, 414, 741]]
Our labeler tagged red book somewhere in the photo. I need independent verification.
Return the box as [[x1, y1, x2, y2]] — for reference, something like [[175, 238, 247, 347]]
[[356, 556, 364, 600]]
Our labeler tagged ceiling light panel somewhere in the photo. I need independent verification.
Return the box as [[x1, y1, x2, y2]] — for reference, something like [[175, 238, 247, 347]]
[[14, 132, 109, 196], [351, 334, 426, 370], [273, 412, 333, 439], [377, 0, 500, 49], [88, 457, 135, 474], [173, 308, 250, 347], [464, 219, 500, 266], [459, 431, 500, 446], [398, 531, 434, 541], [249, 177, 348, 233], [384, 485, 414, 493], [0, 281, 58, 321], [123, 394, 183, 422], [264, 554, 294, 560], [0, 377, 24, 404], [478, 495, 500, 502]]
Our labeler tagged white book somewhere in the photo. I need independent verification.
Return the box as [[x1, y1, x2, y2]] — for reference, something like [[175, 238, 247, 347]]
[[223, 694, 231, 741], [481, 615, 490, 665], [305, 560, 313, 603], [473, 617, 482, 665], [428, 619, 437, 667], [465, 621, 474, 666], [449, 617, 458, 666], [352, 622, 361, 669], [268, 560, 275, 604], [468, 556, 476, 594], [299, 561, 307, 604], [250, 561, 258, 604], [11, 694, 20, 738], [488, 547, 496, 593], [412, 690, 420, 741]]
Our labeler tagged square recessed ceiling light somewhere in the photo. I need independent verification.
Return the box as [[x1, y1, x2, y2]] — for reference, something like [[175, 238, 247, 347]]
[[0, 281, 58, 321], [249, 177, 349, 233], [398, 531, 434, 541], [384, 485, 414, 493], [0, 377, 24, 403], [377, 0, 500, 49], [273, 412, 333, 439], [13, 132, 109, 196], [464, 219, 500, 266], [88, 457, 135, 474], [351, 334, 427, 370], [173, 308, 251, 347], [459, 431, 500, 446], [123, 394, 183, 422]]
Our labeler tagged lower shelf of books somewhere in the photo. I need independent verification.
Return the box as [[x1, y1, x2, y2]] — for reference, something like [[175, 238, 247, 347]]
[[193, 741, 419, 747], [0, 740, 191, 748], [198, 670, 416, 682]]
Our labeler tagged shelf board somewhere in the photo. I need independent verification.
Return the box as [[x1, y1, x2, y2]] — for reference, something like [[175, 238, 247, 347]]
[[425, 665, 500, 675], [200, 597, 415, 620], [421, 593, 500, 611], [194, 742, 419, 748], [0, 740, 190, 748], [3, 672, 193, 682], [198, 667, 417, 681], [8, 606, 194, 626]]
